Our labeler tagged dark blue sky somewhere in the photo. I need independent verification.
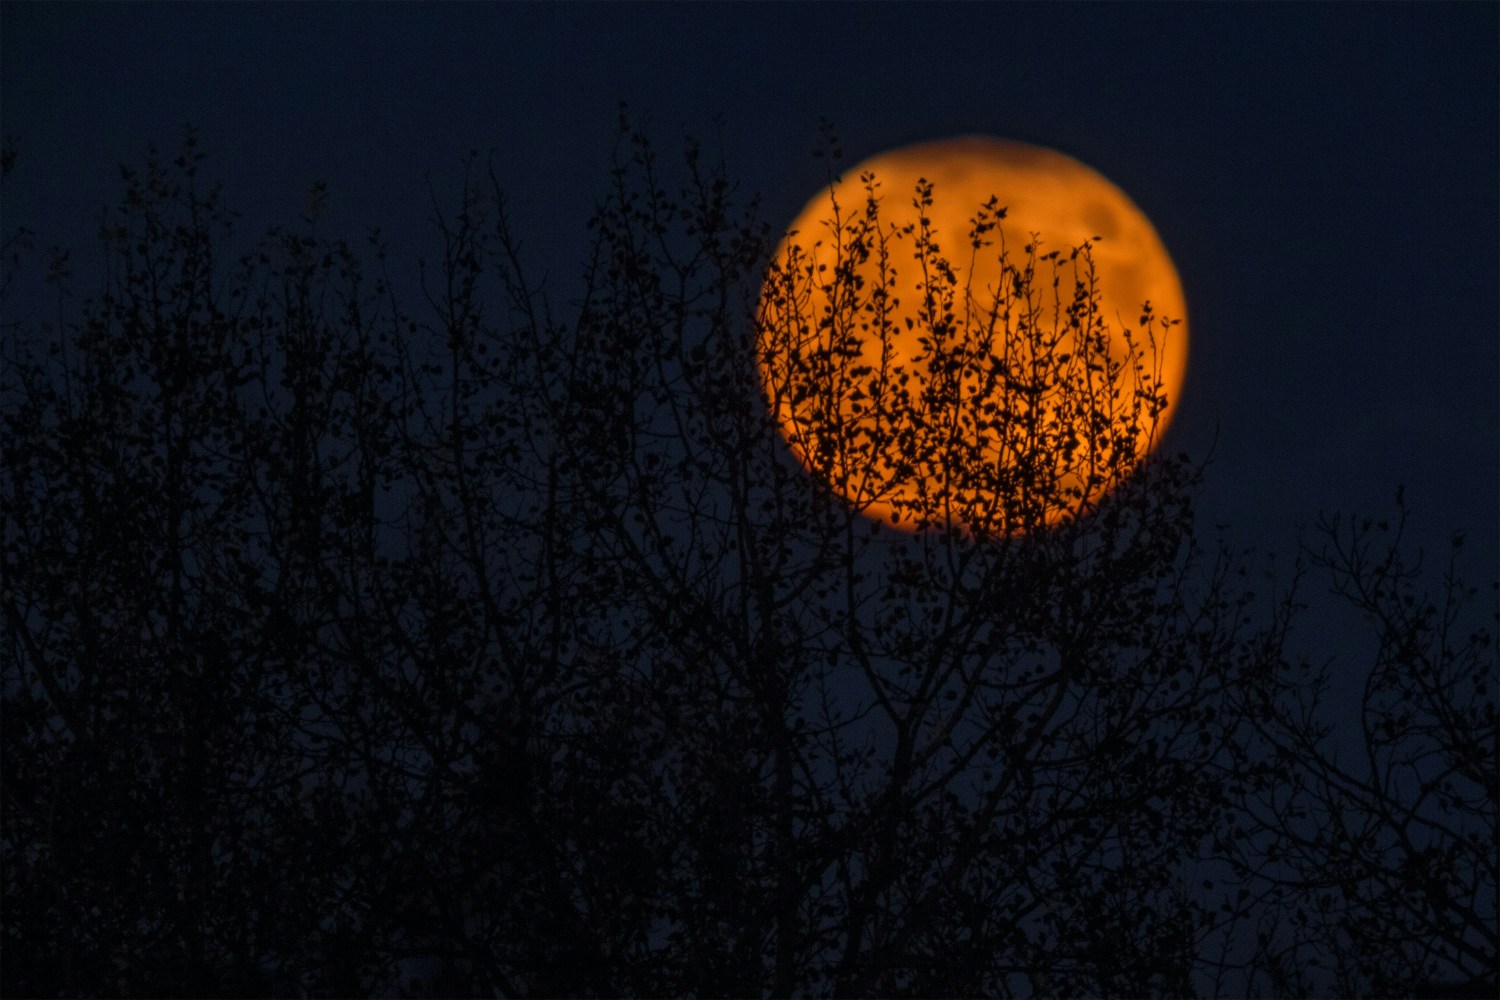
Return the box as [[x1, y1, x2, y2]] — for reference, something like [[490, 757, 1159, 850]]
[[5, 1, 1496, 583]]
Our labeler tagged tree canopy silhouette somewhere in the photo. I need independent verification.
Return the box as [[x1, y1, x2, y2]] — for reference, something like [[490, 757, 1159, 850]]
[[3, 121, 1494, 998]]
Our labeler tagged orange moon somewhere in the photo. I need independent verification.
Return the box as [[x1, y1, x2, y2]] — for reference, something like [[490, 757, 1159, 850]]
[[756, 137, 1188, 536]]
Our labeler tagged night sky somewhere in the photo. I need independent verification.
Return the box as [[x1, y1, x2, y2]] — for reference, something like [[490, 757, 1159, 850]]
[[5, 2, 1496, 644], [3, 3, 1498, 995]]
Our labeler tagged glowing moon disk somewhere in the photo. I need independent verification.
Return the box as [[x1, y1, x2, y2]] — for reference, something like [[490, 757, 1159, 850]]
[[756, 138, 1188, 534]]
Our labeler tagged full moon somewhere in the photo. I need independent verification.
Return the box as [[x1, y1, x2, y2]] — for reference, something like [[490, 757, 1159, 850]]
[[756, 138, 1188, 536]]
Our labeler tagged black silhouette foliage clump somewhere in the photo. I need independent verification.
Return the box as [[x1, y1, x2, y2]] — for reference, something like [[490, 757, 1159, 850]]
[[2, 121, 1494, 998]]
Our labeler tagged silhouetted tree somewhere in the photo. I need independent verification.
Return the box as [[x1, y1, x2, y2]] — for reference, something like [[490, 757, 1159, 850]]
[[3, 120, 1493, 998], [1208, 503, 1496, 998]]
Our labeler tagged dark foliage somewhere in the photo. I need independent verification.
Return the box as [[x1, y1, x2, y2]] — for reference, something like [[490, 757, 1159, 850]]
[[3, 122, 1494, 998]]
